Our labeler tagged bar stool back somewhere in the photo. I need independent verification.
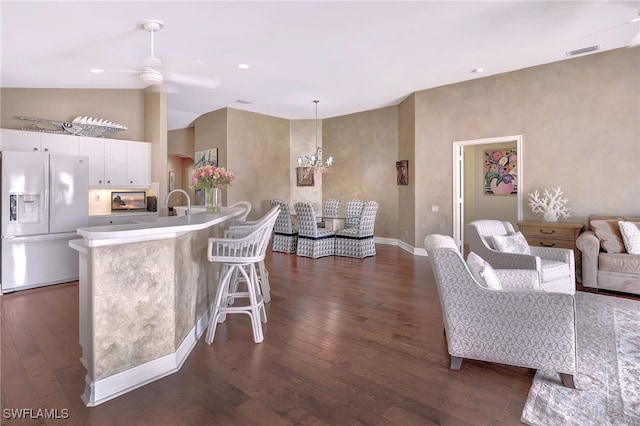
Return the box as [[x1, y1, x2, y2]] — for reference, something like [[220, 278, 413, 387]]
[[205, 205, 280, 344]]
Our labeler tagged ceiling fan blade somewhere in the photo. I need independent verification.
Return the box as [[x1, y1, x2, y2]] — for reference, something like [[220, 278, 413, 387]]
[[164, 71, 221, 89]]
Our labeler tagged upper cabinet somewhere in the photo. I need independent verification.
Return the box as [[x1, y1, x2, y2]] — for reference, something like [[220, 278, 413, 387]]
[[0, 129, 152, 189], [79, 137, 151, 188], [0, 129, 79, 155]]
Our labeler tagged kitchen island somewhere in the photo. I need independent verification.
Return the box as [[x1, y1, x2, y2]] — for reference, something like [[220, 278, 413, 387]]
[[69, 207, 244, 406]]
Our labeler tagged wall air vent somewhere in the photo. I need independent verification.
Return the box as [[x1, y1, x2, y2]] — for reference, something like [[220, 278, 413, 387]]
[[566, 45, 600, 57], [235, 99, 252, 104]]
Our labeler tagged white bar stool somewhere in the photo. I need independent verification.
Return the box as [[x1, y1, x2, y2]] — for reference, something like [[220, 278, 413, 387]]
[[205, 206, 279, 344]]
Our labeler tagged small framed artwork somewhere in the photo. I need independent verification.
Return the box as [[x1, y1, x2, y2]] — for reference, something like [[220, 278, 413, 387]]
[[194, 148, 218, 168], [296, 167, 314, 186], [169, 171, 175, 191], [396, 160, 409, 185], [483, 148, 517, 195]]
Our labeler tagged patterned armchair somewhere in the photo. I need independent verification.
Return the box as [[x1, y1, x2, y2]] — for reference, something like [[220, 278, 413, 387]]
[[335, 201, 378, 258], [270, 199, 298, 254], [466, 220, 575, 294], [425, 234, 578, 388], [294, 202, 335, 258]]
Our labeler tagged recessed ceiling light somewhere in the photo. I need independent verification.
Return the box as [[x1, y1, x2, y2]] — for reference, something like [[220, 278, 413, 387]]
[[90, 68, 104, 74], [238, 63, 250, 70], [471, 68, 484, 73]]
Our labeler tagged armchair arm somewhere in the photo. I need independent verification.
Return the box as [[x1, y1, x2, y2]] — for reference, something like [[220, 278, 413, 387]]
[[477, 248, 540, 270], [530, 246, 573, 264], [576, 231, 600, 288], [495, 269, 541, 291]]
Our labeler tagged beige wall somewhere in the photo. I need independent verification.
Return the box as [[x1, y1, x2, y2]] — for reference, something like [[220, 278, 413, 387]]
[[2, 47, 637, 248], [168, 127, 194, 158], [0, 88, 146, 141], [322, 106, 399, 239], [398, 94, 417, 246], [290, 119, 322, 210], [414, 46, 639, 248]]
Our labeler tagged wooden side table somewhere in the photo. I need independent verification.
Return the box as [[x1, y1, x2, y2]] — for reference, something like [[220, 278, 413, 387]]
[[517, 220, 584, 281]]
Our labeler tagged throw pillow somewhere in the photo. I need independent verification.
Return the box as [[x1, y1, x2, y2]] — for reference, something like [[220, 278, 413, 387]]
[[491, 232, 531, 255], [618, 221, 640, 255], [590, 219, 626, 253], [466, 252, 502, 290]]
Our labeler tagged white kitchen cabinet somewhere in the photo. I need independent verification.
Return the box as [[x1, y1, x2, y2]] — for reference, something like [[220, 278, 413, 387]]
[[79, 138, 106, 186], [104, 140, 129, 186], [79, 136, 151, 188], [1, 128, 79, 154], [126, 141, 152, 186]]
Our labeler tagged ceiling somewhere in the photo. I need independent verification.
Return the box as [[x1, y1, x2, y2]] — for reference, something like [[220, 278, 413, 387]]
[[1, 1, 638, 130]]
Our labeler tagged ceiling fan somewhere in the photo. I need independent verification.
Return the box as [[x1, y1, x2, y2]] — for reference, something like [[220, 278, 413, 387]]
[[131, 19, 220, 90]]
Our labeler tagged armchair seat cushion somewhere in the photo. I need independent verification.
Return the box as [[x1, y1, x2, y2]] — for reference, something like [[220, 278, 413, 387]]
[[539, 259, 572, 282], [599, 253, 640, 274]]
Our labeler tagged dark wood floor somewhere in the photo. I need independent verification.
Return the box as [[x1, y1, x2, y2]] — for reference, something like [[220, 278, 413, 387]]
[[2, 245, 572, 425]]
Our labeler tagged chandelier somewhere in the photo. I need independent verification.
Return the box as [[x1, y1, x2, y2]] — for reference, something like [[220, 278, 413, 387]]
[[296, 100, 334, 173]]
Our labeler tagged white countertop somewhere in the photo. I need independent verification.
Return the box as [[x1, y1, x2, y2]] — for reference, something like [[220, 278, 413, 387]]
[[76, 207, 243, 247], [89, 211, 158, 218]]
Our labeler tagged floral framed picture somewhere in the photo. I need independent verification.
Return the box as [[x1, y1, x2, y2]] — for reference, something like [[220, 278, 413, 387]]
[[483, 148, 517, 195]]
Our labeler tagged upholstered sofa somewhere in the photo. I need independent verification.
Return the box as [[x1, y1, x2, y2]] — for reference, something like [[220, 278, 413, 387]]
[[576, 215, 640, 295]]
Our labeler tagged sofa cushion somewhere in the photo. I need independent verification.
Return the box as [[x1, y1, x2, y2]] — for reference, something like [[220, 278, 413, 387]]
[[492, 232, 531, 255], [619, 221, 640, 255], [467, 252, 502, 290], [590, 219, 626, 253], [599, 253, 640, 274]]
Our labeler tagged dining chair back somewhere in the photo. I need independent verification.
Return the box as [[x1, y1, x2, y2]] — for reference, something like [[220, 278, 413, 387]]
[[270, 199, 298, 253], [344, 199, 365, 228], [228, 200, 252, 222], [335, 200, 379, 258], [294, 202, 335, 258], [322, 199, 340, 218]]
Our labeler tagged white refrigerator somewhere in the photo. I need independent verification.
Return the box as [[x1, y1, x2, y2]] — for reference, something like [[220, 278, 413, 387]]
[[1, 151, 89, 293]]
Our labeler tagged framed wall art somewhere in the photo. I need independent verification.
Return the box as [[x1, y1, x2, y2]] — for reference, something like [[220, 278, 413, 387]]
[[296, 167, 314, 186], [396, 160, 409, 185], [483, 148, 517, 195], [168, 171, 175, 191]]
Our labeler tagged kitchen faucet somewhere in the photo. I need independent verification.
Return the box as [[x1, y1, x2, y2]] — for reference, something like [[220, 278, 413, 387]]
[[164, 189, 191, 215]]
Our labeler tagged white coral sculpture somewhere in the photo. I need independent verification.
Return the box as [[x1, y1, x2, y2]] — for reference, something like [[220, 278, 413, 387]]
[[528, 186, 572, 222]]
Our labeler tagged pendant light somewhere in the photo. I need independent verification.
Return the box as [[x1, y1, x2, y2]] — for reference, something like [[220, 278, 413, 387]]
[[296, 100, 334, 173]]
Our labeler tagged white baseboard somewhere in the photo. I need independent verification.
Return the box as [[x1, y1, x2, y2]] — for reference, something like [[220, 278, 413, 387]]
[[82, 308, 211, 407], [375, 236, 428, 256]]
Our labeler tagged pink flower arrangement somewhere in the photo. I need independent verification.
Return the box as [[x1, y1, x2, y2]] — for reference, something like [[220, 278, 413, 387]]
[[191, 165, 235, 190]]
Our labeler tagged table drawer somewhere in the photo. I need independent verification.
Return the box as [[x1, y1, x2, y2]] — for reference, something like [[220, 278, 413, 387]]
[[519, 225, 577, 239], [525, 237, 575, 250]]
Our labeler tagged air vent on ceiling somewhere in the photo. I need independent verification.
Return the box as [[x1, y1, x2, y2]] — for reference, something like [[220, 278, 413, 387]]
[[235, 99, 252, 104], [566, 45, 600, 57]]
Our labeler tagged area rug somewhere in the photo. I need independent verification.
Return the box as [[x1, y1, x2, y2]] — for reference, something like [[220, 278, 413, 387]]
[[521, 292, 640, 426]]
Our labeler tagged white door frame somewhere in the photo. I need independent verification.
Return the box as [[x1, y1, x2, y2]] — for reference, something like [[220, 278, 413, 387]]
[[452, 135, 523, 252]]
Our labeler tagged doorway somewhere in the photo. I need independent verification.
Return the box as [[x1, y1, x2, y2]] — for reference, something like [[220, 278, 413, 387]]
[[452, 135, 523, 253]]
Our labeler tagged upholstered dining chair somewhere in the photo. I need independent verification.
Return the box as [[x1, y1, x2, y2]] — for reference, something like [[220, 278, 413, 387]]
[[466, 220, 575, 294], [294, 202, 335, 258], [322, 199, 340, 218], [425, 234, 578, 388], [344, 199, 364, 229], [270, 199, 298, 254], [335, 201, 379, 258]]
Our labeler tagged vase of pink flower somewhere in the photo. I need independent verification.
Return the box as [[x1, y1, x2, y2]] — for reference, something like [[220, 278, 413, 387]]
[[191, 165, 235, 213]]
